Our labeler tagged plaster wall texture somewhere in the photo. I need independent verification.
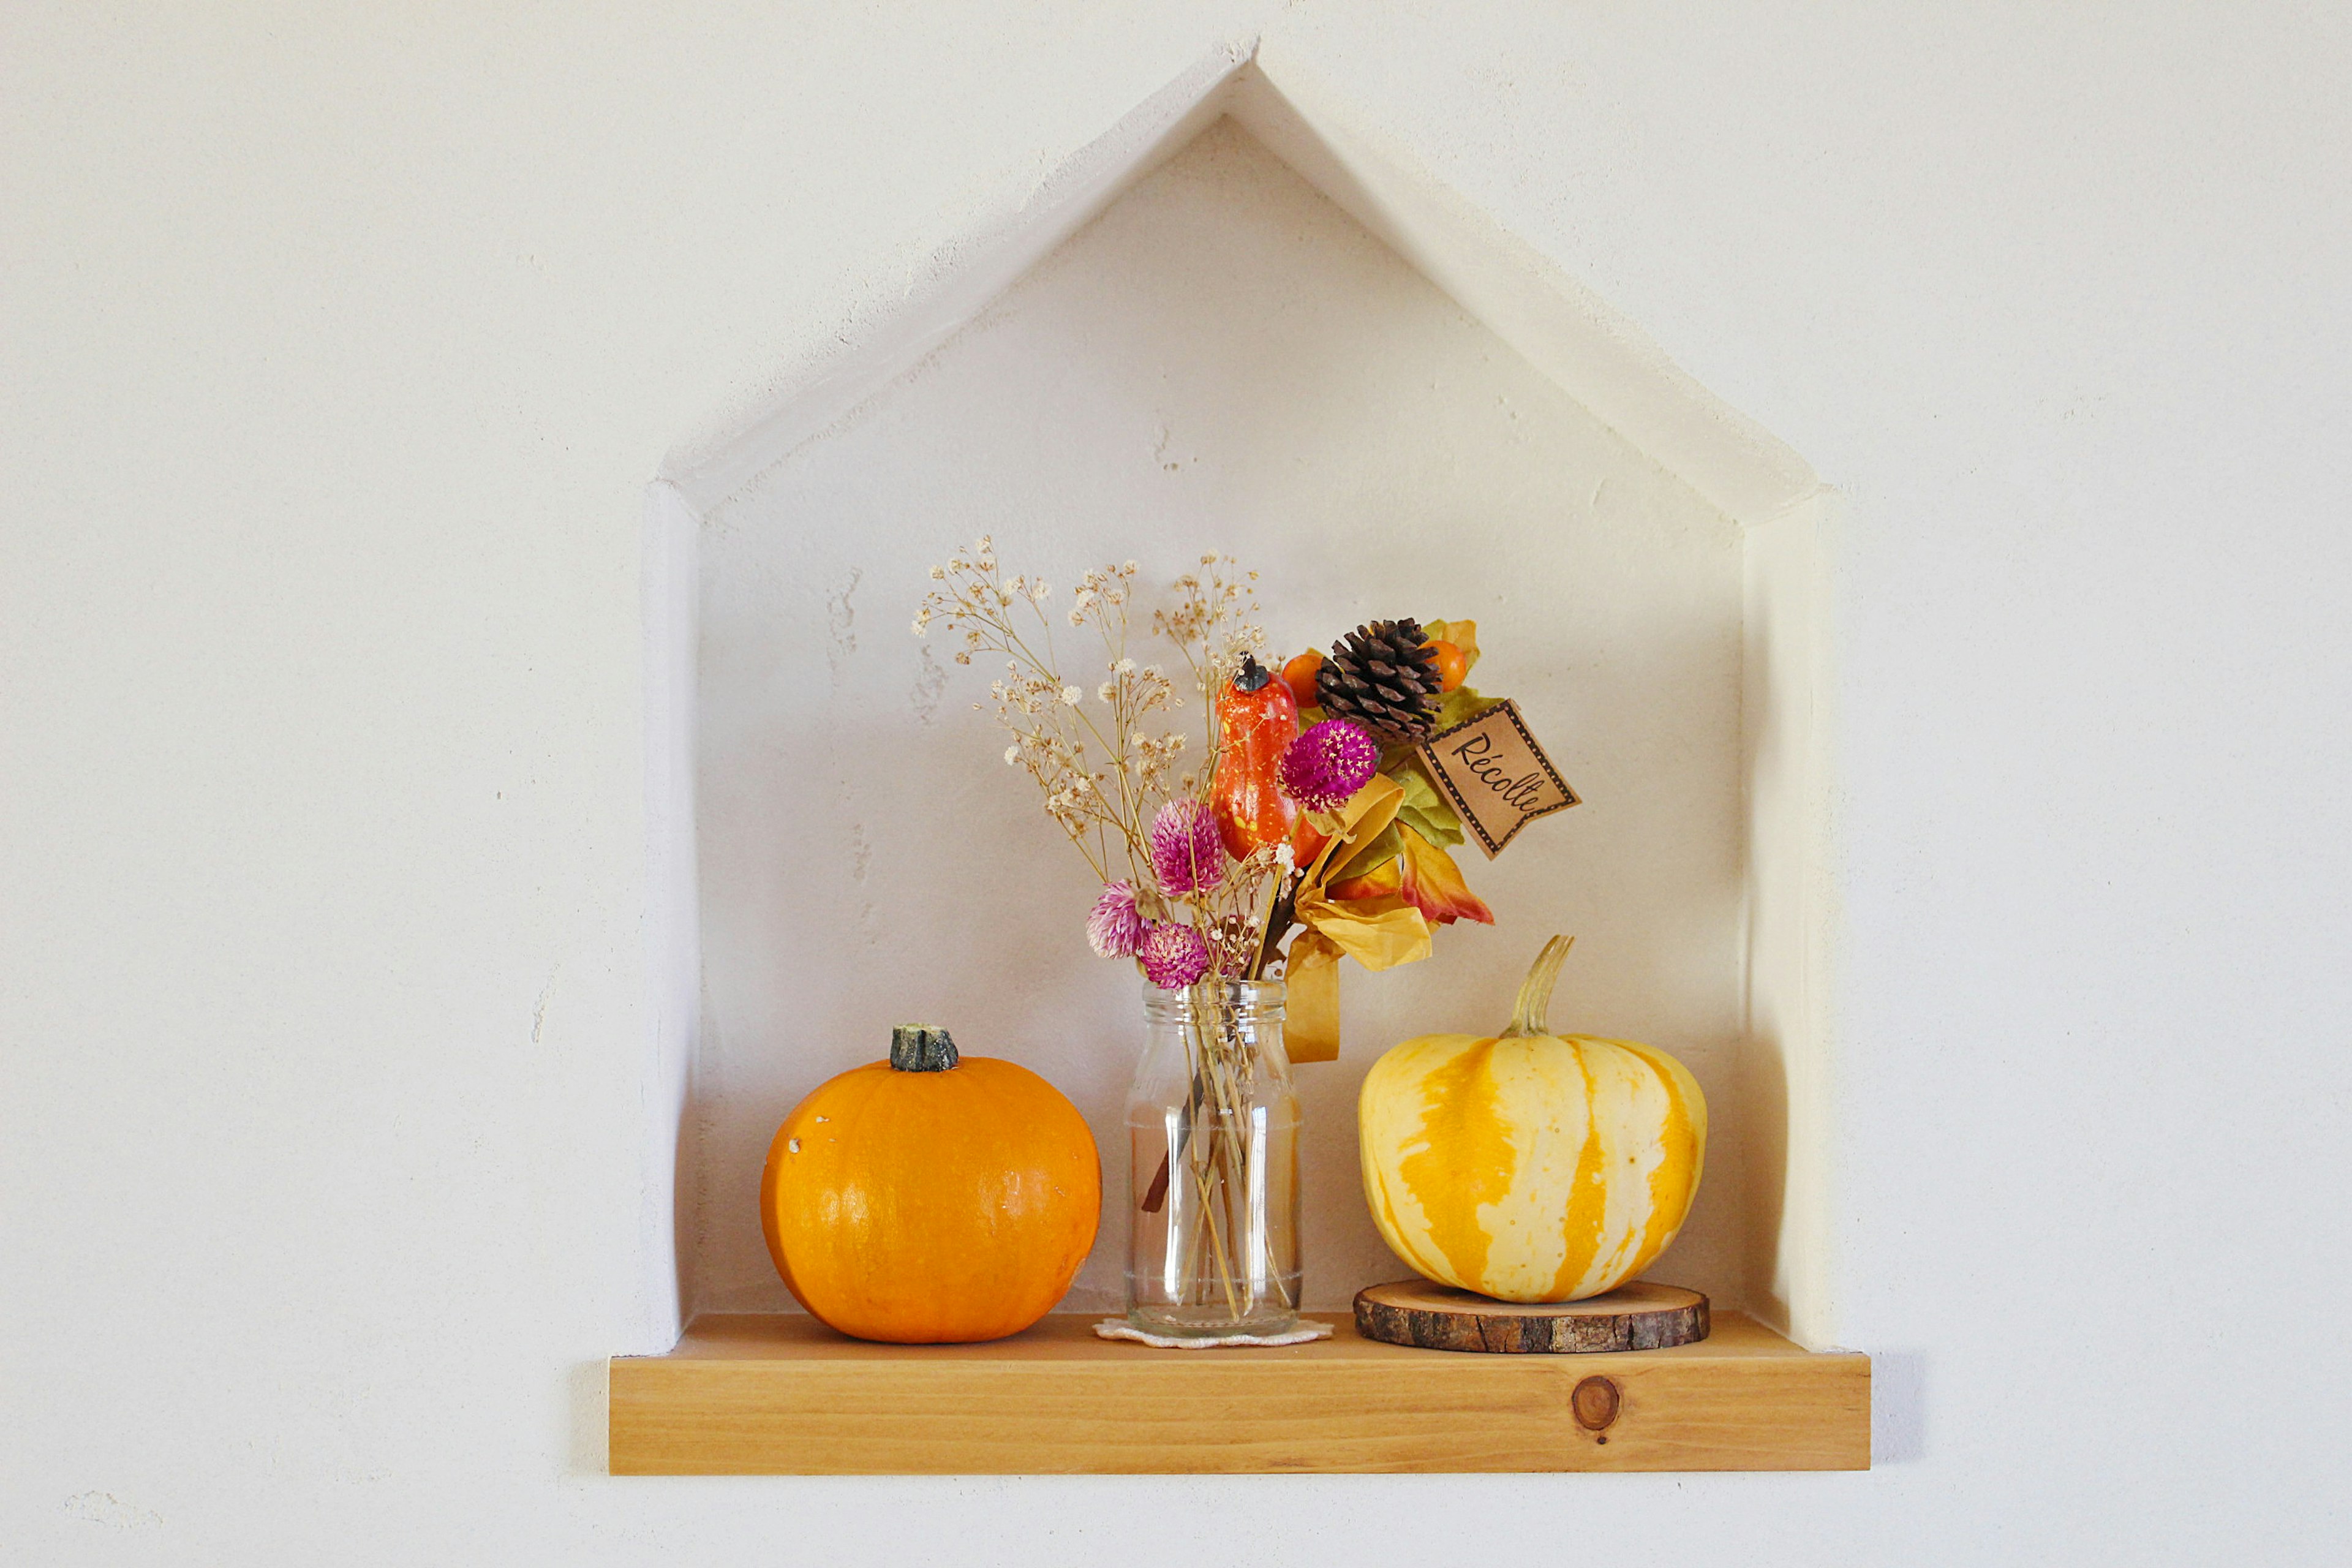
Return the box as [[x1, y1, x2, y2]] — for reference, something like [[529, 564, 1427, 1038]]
[[693, 119, 1751, 1319], [4, 4, 2346, 1565]]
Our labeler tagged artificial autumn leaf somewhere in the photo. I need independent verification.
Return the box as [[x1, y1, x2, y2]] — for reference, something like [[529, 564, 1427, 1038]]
[[1286, 775, 1428, 972], [1396, 826, 1495, 925], [1328, 855, 1400, 903], [1392, 756, 1464, 848], [1337, 827, 1493, 925], [1432, 681, 1500, 733], [1328, 820, 1400, 888], [1294, 771, 1403, 884], [1294, 775, 1404, 897], [1294, 888, 1430, 971], [1396, 802, 1460, 852]]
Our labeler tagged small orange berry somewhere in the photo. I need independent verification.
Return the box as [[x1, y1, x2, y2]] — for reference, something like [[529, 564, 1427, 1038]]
[[1423, 639, 1468, 693], [1280, 650, 1325, 710]]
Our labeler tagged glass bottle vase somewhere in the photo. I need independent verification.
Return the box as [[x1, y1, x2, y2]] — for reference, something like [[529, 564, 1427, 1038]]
[[1125, 978, 1301, 1337]]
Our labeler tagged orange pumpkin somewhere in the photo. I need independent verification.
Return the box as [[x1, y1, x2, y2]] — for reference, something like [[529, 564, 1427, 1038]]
[[760, 1026, 1101, 1343]]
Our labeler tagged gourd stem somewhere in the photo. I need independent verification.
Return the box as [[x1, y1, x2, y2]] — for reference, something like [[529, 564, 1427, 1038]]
[[1503, 936, 1575, 1038], [889, 1025, 958, 1072]]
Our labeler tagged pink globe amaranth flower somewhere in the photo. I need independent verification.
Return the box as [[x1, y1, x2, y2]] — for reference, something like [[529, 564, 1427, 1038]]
[[1086, 880, 1145, 958], [1149, 797, 1227, 895], [1280, 718, 1381, 812], [1137, 921, 1211, 989]]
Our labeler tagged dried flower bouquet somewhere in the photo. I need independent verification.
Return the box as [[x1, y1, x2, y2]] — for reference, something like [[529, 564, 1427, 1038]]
[[916, 538, 1503, 1327], [918, 542, 1286, 982]]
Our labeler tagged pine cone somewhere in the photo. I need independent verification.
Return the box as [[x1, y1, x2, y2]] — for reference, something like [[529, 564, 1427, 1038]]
[[1317, 619, 1442, 744]]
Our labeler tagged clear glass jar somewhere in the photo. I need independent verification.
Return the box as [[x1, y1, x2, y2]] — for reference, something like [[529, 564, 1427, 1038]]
[[1125, 978, 1301, 1337]]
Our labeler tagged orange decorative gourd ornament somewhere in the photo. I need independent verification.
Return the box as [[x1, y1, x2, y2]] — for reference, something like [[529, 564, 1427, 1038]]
[[1210, 653, 1301, 860], [1357, 937, 1706, 1303], [760, 1025, 1101, 1343]]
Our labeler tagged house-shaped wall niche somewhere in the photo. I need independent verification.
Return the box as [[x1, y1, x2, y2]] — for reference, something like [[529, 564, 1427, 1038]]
[[637, 39, 1837, 1354]]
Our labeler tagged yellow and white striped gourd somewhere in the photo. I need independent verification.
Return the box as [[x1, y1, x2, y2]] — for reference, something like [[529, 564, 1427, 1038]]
[[1357, 937, 1706, 1303]]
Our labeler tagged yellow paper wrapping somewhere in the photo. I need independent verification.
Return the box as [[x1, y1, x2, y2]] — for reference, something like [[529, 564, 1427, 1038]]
[[1284, 929, 1345, 1064], [1281, 775, 1432, 1063]]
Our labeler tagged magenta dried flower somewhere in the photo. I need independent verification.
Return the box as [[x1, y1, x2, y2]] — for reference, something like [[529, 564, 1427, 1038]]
[[1086, 880, 1145, 958], [1148, 797, 1227, 895], [1280, 718, 1380, 812], [1137, 921, 1211, 989]]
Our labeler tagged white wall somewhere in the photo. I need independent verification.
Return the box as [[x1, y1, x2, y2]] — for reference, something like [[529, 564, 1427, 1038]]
[[6, 4, 2346, 1564], [692, 118, 1751, 1317]]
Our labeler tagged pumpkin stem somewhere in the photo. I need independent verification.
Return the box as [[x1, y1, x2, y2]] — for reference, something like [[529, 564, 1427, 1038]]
[[1503, 935, 1575, 1038], [889, 1025, 959, 1072]]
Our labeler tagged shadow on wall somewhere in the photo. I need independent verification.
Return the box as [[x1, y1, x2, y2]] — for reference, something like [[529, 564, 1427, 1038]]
[[1739, 1020, 1789, 1329], [569, 1360, 608, 1479], [1873, 1351, 1926, 1464]]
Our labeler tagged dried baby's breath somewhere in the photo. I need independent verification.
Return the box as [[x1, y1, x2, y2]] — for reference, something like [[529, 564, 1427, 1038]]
[[915, 541, 1281, 954]]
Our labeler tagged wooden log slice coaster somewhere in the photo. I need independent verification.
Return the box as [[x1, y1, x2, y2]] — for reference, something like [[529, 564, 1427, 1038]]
[[1354, 1279, 1709, 1354]]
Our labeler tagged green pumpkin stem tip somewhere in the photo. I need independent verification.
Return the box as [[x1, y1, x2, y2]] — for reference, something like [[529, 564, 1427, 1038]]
[[888, 1024, 959, 1072], [1504, 935, 1575, 1038]]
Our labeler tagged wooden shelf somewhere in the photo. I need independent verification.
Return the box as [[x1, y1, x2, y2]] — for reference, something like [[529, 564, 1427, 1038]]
[[609, 1308, 1869, 1474]]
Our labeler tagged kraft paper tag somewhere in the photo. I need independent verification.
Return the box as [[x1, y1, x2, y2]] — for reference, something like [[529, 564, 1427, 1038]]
[[1415, 699, 1579, 859]]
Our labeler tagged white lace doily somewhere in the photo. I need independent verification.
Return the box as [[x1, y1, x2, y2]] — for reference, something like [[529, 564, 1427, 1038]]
[[1093, 1317, 1334, 1349]]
